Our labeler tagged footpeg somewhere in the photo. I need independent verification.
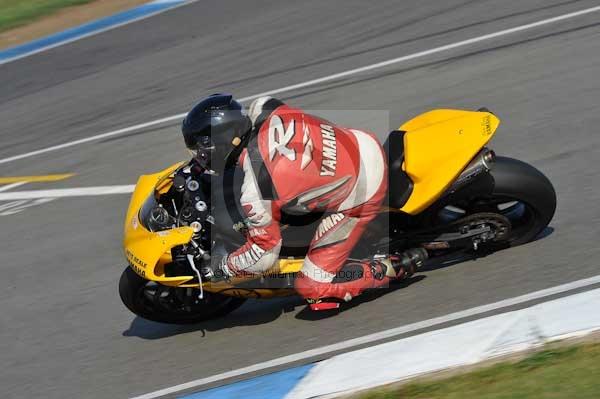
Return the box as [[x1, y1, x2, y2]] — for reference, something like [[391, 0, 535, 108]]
[[391, 248, 428, 277]]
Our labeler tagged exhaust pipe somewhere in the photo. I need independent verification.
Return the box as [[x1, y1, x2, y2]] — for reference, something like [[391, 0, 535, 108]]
[[447, 148, 495, 193]]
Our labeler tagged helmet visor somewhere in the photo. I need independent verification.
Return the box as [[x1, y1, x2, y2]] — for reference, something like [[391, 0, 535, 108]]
[[189, 135, 227, 172]]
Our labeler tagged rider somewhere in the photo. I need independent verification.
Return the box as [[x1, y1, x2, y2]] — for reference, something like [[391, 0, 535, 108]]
[[181, 94, 426, 310]]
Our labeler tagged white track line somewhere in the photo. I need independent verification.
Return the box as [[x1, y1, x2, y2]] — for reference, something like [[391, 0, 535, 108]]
[[0, 181, 28, 192], [131, 273, 600, 399], [2, 4, 600, 166], [0, 185, 134, 200]]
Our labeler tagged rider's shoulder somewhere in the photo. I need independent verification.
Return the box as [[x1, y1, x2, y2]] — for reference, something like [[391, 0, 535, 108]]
[[248, 96, 286, 126]]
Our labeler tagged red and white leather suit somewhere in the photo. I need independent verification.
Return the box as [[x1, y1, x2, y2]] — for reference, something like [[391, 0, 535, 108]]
[[221, 97, 392, 303]]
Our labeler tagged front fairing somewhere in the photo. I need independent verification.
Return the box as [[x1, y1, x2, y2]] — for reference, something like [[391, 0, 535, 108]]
[[123, 162, 194, 285]]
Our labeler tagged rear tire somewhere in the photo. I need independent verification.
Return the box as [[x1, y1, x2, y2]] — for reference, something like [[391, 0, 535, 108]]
[[434, 156, 556, 248], [119, 267, 246, 324], [488, 156, 556, 245]]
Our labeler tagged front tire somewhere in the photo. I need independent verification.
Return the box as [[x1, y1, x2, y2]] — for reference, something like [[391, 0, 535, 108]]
[[119, 267, 246, 324]]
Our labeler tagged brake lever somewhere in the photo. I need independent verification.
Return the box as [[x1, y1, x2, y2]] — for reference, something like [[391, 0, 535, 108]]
[[186, 254, 204, 299]]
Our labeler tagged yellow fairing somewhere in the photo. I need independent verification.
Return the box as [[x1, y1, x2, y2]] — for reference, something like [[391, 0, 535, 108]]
[[399, 109, 499, 214], [123, 163, 195, 286]]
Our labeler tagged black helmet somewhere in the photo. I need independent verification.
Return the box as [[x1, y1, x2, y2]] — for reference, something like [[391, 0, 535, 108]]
[[182, 94, 251, 173]]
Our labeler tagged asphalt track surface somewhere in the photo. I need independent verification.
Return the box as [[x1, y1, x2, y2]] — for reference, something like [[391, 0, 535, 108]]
[[1, 0, 600, 397]]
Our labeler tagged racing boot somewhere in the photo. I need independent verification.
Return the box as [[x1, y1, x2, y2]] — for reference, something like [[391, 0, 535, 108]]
[[306, 298, 341, 311], [305, 249, 428, 311]]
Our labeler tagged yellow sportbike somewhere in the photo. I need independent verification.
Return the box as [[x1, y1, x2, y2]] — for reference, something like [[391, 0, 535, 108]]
[[119, 108, 556, 324]]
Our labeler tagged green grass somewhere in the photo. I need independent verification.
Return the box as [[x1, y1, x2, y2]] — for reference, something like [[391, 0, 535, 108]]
[[0, 0, 94, 32], [360, 341, 600, 399]]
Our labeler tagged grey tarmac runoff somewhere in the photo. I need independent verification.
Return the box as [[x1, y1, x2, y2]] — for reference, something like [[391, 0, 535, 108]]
[[1, 0, 600, 398]]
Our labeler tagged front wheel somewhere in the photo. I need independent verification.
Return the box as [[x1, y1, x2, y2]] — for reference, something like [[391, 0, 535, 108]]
[[438, 156, 556, 247], [119, 267, 246, 324]]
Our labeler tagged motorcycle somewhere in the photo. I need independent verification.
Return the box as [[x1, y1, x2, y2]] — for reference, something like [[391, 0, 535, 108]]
[[119, 108, 556, 324]]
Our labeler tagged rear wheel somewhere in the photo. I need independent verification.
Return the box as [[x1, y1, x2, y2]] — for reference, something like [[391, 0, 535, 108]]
[[119, 267, 246, 324], [437, 156, 556, 247]]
